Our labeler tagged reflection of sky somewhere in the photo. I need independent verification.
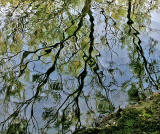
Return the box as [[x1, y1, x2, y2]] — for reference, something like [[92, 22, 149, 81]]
[[149, 10, 160, 41]]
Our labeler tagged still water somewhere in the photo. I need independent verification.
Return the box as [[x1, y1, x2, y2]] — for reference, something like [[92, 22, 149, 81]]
[[0, 0, 160, 133]]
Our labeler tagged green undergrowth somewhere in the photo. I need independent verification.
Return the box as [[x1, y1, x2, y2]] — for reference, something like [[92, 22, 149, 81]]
[[74, 93, 160, 134]]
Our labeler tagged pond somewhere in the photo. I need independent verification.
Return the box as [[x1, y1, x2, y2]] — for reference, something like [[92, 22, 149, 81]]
[[0, 0, 160, 133]]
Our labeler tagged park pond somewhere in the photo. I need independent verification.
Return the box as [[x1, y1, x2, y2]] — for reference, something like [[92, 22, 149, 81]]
[[0, 0, 160, 133]]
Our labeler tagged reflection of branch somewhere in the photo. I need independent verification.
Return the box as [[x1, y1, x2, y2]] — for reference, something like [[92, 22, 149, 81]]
[[127, 0, 159, 90], [0, 0, 94, 132], [82, 91, 94, 113], [101, 9, 119, 56], [42, 1, 97, 131]]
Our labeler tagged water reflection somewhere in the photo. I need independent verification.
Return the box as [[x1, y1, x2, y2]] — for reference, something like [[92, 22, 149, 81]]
[[0, 0, 160, 133]]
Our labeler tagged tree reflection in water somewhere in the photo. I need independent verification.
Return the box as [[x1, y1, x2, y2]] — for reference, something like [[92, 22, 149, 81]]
[[0, 0, 160, 133]]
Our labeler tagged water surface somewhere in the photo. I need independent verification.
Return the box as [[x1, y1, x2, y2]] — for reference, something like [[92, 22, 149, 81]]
[[0, 0, 160, 133]]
